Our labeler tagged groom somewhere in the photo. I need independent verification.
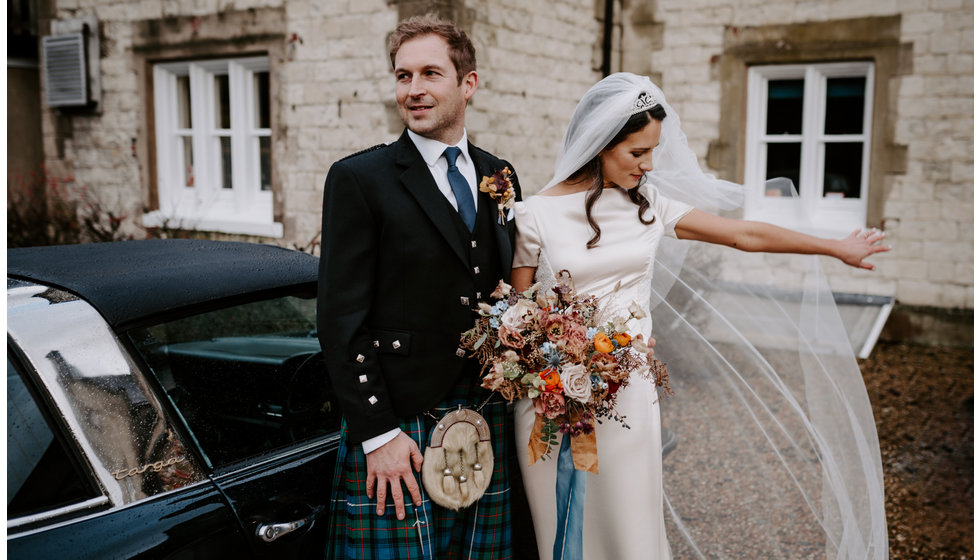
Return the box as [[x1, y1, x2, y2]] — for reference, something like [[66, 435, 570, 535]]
[[317, 14, 522, 559]]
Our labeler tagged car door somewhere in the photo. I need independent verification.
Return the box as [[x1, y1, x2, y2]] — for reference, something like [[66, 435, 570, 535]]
[[125, 289, 342, 559], [7, 350, 254, 559]]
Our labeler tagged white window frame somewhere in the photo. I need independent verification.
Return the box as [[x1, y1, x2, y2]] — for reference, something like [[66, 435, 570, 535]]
[[744, 62, 874, 236], [145, 56, 281, 237]]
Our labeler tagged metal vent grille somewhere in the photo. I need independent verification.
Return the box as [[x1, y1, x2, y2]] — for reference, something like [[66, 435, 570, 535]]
[[42, 33, 88, 106]]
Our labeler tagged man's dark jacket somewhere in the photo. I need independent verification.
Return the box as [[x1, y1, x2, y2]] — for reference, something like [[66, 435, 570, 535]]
[[317, 130, 521, 443]]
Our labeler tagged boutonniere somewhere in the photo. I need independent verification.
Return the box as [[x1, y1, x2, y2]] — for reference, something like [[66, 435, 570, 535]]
[[479, 167, 516, 226]]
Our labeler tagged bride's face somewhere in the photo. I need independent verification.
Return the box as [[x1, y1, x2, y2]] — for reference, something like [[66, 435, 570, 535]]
[[599, 119, 661, 189]]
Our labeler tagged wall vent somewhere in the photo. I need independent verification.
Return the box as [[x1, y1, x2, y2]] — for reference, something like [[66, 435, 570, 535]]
[[42, 32, 88, 107]]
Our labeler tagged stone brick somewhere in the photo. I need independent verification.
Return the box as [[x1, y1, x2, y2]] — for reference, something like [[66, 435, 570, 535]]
[[903, 10, 945, 34], [922, 240, 972, 261], [930, 31, 962, 55], [926, 260, 958, 282], [938, 201, 974, 221], [953, 261, 973, 283], [896, 279, 943, 306], [938, 284, 971, 307]]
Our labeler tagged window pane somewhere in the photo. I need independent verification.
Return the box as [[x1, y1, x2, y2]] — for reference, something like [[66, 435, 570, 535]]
[[823, 142, 863, 198], [219, 136, 232, 189], [181, 136, 194, 187], [8, 357, 100, 517], [259, 136, 271, 191], [824, 77, 866, 135], [176, 75, 192, 129], [254, 71, 270, 129], [126, 295, 340, 468], [765, 143, 801, 197], [766, 79, 804, 135], [214, 74, 230, 129]]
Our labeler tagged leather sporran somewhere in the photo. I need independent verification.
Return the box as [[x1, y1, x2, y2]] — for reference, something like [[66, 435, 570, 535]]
[[421, 407, 494, 510]]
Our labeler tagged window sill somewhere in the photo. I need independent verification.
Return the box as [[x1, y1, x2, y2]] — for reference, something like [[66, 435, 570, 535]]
[[142, 210, 284, 238]]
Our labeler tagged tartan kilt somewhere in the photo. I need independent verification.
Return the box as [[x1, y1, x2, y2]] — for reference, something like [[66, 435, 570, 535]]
[[325, 383, 513, 560]]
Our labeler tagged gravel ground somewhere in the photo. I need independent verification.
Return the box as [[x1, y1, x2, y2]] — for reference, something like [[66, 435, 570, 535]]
[[512, 341, 974, 559], [860, 341, 974, 560]]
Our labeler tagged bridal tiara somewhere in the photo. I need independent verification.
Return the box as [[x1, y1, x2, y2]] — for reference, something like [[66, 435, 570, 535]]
[[630, 91, 658, 115]]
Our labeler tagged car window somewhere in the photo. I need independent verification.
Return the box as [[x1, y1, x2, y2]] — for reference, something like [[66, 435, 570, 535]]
[[7, 355, 103, 518], [126, 294, 340, 469]]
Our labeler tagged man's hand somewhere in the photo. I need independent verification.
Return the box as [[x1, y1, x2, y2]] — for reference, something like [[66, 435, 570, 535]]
[[365, 432, 424, 519]]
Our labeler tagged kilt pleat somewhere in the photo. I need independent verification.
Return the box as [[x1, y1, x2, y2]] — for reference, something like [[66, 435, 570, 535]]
[[326, 384, 513, 560]]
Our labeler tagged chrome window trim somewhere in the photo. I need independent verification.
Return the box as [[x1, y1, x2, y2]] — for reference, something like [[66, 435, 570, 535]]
[[6, 478, 215, 538], [6, 497, 110, 530], [212, 432, 341, 478]]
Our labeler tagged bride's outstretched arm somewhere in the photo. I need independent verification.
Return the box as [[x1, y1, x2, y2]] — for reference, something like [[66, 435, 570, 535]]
[[511, 266, 536, 292], [674, 208, 891, 270]]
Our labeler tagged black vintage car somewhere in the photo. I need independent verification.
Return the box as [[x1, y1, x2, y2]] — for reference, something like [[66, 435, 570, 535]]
[[7, 239, 342, 559]]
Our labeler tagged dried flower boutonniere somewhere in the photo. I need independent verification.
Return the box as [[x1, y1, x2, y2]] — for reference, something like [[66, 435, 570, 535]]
[[479, 167, 516, 226]]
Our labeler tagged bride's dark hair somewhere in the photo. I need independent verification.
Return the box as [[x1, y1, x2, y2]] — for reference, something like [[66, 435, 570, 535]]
[[568, 103, 667, 249]]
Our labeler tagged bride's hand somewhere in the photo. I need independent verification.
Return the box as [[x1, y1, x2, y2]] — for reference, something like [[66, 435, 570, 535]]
[[837, 228, 890, 270]]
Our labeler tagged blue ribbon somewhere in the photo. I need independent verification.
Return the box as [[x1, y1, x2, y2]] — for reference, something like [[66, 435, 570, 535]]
[[552, 434, 587, 560]]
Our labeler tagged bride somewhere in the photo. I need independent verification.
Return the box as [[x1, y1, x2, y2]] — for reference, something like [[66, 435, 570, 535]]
[[510, 73, 889, 559]]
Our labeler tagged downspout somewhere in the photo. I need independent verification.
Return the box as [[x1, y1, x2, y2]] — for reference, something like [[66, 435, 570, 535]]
[[601, 0, 614, 76]]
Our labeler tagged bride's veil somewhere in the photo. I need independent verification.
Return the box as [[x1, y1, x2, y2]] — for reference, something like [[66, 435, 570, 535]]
[[546, 73, 888, 559]]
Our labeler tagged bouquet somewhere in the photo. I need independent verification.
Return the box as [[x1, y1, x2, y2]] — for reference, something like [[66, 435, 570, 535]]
[[460, 270, 671, 473]]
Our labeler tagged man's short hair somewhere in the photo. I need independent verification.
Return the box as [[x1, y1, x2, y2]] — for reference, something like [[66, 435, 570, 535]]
[[388, 14, 476, 84]]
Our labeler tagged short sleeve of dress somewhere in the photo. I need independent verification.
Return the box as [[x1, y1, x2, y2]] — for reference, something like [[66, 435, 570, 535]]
[[646, 185, 694, 239], [512, 201, 541, 268]]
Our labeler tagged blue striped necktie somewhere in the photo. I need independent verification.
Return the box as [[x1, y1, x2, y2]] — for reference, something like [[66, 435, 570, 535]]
[[444, 146, 476, 232]]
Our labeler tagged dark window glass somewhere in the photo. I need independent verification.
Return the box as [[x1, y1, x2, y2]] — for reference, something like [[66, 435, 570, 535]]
[[7, 356, 100, 518], [254, 71, 271, 129], [765, 143, 802, 197], [214, 74, 231, 129], [127, 294, 340, 468], [766, 79, 804, 135], [823, 142, 864, 198], [825, 77, 866, 135], [260, 136, 271, 191], [220, 137, 232, 189], [176, 75, 192, 129]]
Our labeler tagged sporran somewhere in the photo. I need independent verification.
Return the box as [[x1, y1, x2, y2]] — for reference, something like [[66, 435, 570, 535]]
[[421, 406, 494, 510]]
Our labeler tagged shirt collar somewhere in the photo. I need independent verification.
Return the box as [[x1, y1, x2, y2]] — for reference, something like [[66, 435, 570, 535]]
[[407, 128, 470, 167]]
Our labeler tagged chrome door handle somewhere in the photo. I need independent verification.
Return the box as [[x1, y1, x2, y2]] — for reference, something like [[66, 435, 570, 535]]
[[256, 506, 324, 543]]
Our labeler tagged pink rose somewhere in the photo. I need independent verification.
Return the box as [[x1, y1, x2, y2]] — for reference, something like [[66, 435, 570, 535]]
[[498, 324, 525, 349], [534, 392, 566, 420], [559, 323, 591, 360]]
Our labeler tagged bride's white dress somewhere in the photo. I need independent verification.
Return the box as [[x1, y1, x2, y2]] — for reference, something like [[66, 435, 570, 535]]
[[512, 185, 692, 560]]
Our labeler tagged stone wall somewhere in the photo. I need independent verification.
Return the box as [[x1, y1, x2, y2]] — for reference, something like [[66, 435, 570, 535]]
[[34, 0, 972, 309], [38, 0, 600, 247], [627, 0, 973, 309]]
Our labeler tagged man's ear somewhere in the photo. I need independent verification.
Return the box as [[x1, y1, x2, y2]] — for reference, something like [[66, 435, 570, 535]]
[[462, 71, 478, 101]]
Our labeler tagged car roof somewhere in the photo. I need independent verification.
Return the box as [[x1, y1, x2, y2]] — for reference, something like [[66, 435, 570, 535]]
[[7, 239, 319, 328]]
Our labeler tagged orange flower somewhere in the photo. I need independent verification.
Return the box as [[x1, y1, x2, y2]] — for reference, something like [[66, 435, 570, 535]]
[[613, 332, 632, 347], [593, 332, 614, 353], [538, 367, 563, 392]]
